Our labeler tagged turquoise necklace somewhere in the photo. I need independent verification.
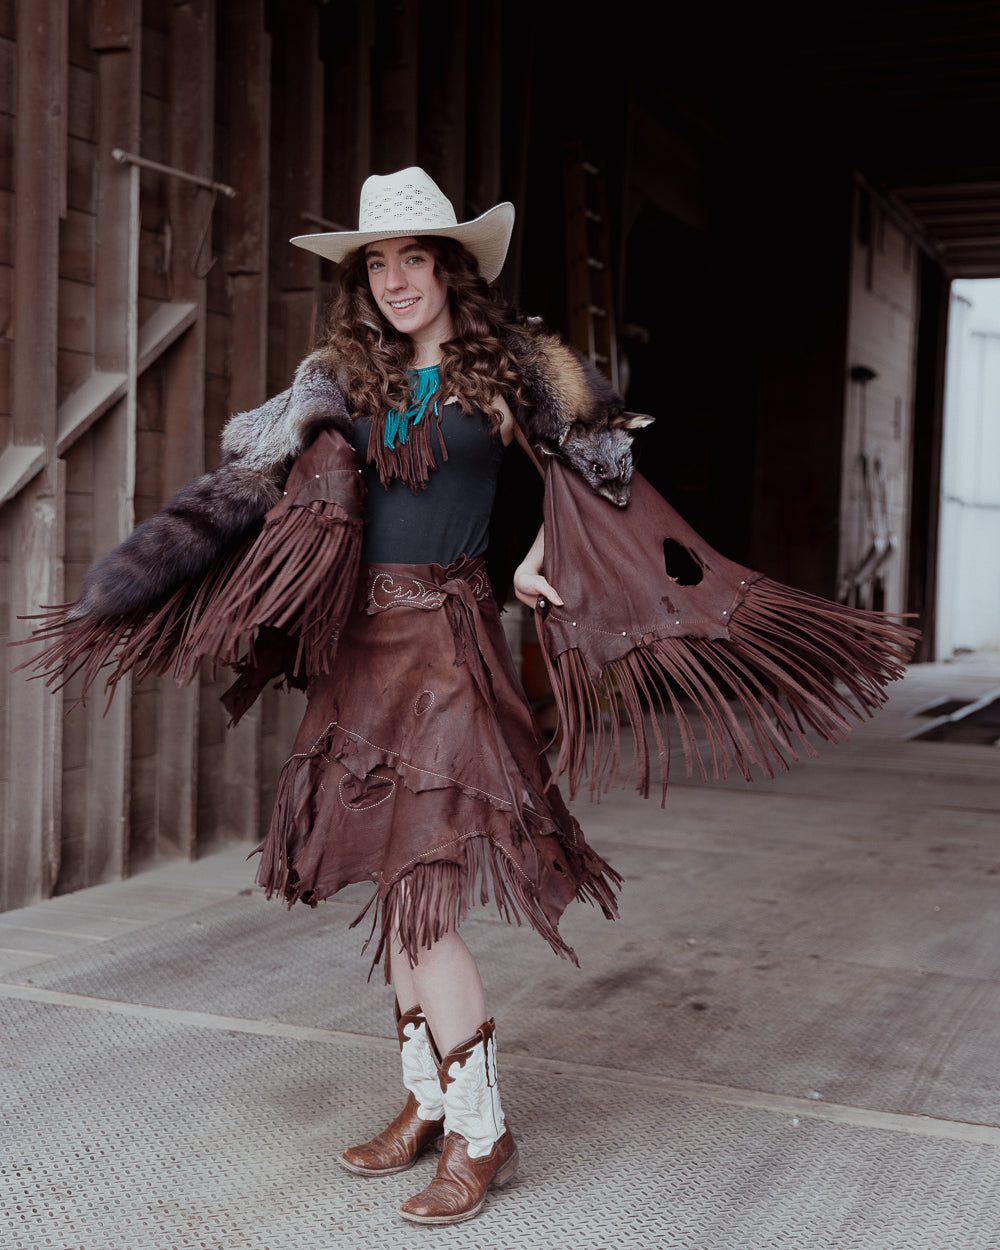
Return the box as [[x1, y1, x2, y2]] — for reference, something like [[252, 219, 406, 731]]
[[383, 364, 440, 449]]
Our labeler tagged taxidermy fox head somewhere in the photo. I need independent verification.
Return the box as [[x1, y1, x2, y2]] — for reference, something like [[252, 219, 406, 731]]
[[555, 410, 654, 507]]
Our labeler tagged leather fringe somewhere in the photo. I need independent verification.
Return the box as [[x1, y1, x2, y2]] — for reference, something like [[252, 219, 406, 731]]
[[538, 576, 919, 804], [14, 500, 361, 706], [13, 429, 366, 708], [11, 536, 255, 710], [357, 831, 621, 984], [366, 403, 448, 492], [175, 499, 362, 677], [258, 751, 621, 984]]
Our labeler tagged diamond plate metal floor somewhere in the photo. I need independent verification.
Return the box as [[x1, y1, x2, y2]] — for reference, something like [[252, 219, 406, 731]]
[[3, 653, 1000, 1249]]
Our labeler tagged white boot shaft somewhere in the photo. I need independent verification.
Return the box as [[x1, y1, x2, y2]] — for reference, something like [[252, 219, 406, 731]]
[[399, 1007, 444, 1121], [439, 1020, 506, 1159]]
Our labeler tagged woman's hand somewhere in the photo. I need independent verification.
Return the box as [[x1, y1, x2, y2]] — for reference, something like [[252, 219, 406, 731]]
[[513, 525, 563, 611]]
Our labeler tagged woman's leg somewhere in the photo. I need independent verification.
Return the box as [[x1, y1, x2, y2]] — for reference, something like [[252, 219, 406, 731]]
[[393, 929, 487, 1057], [338, 940, 454, 1175], [390, 949, 418, 1016], [398, 934, 517, 1224]]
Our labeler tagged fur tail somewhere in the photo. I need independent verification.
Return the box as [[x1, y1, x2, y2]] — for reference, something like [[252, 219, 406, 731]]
[[12, 430, 365, 712]]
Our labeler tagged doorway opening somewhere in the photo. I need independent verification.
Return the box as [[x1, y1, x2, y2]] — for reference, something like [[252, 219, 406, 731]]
[[936, 279, 1000, 660]]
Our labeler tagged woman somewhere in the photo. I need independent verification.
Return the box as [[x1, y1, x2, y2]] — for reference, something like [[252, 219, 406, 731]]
[[263, 167, 624, 1223], [24, 167, 629, 1226]]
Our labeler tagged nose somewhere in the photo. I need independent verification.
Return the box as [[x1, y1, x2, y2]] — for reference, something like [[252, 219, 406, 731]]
[[384, 259, 407, 291]]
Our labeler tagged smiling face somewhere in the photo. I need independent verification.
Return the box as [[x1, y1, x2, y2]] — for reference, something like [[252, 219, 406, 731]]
[[364, 236, 455, 357]]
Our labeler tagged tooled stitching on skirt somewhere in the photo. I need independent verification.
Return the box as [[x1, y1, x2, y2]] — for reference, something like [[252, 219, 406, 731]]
[[413, 690, 435, 716], [285, 721, 511, 808], [338, 771, 396, 811]]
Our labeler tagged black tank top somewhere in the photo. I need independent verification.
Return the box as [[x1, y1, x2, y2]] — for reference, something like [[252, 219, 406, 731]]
[[349, 404, 505, 566]]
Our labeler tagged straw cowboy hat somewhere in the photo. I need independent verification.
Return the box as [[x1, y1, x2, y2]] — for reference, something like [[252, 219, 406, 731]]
[[290, 167, 515, 282]]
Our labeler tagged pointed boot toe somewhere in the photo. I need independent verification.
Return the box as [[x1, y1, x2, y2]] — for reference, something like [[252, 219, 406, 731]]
[[338, 1092, 444, 1176], [399, 1129, 518, 1224]]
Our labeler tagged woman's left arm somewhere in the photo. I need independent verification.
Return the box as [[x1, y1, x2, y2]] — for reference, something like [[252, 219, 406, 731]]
[[503, 413, 562, 609], [512, 522, 562, 610]]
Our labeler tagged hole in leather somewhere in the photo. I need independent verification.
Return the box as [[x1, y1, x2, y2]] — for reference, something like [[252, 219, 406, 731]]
[[414, 690, 434, 716], [552, 860, 565, 873], [663, 539, 704, 585]]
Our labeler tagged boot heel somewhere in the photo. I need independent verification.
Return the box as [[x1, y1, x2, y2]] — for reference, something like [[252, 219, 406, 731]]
[[492, 1146, 519, 1188]]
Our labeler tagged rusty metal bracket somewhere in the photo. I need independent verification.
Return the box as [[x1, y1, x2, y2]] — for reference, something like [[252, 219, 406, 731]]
[[110, 148, 237, 199]]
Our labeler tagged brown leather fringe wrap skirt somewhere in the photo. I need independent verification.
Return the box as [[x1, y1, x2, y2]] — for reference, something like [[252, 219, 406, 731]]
[[255, 555, 621, 978]]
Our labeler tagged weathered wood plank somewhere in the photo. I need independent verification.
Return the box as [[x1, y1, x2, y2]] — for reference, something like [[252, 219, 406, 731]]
[[90, 0, 136, 51], [79, 0, 143, 890], [323, 0, 374, 230], [212, 0, 272, 847], [272, 0, 323, 295], [5, 0, 68, 909], [0, 444, 47, 507], [53, 301, 197, 457], [149, 0, 217, 865], [371, 0, 418, 173], [466, 2, 502, 218], [417, 1, 467, 205], [66, 134, 97, 213]]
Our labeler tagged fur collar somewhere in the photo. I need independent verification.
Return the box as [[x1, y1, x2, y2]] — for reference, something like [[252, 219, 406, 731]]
[[73, 331, 649, 620], [221, 331, 650, 507]]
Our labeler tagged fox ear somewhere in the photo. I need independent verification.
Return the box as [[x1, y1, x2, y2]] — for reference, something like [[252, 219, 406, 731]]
[[612, 410, 655, 430]]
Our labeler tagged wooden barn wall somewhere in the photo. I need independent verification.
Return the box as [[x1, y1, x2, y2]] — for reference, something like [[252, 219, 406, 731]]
[[0, 0, 526, 912], [748, 168, 855, 598], [837, 181, 920, 617]]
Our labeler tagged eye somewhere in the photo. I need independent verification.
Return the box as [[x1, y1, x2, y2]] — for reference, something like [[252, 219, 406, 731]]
[[591, 462, 605, 478], [367, 259, 384, 272]]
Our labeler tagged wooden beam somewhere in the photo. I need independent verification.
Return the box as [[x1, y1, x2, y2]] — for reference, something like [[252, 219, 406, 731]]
[[5, 0, 68, 909], [417, 1, 467, 204], [323, 0, 374, 231], [466, 0, 502, 217], [152, 0, 216, 865], [214, 0, 272, 848], [498, 5, 536, 307], [272, 1, 323, 300], [0, 444, 47, 507], [371, 0, 418, 173], [82, 0, 142, 890], [267, 0, 327, 795], [54, 301, 198, 457]]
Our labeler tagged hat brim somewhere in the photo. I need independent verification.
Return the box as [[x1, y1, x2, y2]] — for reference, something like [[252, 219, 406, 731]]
[[290, 201, 515, 283]]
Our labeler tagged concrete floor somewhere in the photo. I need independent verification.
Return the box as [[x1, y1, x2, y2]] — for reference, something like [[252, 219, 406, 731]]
[[2, 652, 999, 1249]]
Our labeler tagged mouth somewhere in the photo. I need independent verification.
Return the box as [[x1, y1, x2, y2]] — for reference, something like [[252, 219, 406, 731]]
[[388, 298, 419, 312]]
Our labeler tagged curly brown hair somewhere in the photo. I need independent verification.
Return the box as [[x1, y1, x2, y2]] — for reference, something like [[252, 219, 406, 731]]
[[320, 236, 537, 428]]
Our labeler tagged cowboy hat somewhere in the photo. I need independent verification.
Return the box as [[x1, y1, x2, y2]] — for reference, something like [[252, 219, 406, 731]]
[[290, 167, 515, 282]]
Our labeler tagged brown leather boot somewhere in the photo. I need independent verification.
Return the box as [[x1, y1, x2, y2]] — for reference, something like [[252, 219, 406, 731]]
[[399, 1019, 518, 1223], [338, 1003, 445, 1176]]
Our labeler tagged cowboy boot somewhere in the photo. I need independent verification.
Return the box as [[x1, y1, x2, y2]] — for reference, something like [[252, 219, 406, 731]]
[[399, 1019, 518, 1224], [338, 1002, 445, 1176]]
